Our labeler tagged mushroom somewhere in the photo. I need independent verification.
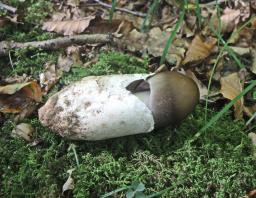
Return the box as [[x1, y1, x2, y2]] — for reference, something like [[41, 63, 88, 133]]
[[39, 71, 199, 140], [129, 71, 199, 128]]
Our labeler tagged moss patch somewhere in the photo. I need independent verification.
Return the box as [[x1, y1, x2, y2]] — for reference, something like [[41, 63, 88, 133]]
[[0, 50, 255, 197]]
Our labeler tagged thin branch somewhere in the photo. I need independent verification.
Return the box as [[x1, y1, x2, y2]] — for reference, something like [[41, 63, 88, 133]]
[[83, 0, 146, 17], [0, 2, 17, 13], [0, 34, 112, 56], [200, 0, 228, 7]]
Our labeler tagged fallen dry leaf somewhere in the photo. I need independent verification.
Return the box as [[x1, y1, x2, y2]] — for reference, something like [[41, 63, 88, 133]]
[[42, 16, 95, 35], [182, 35, 217, 65], [186, 70, 208, 100], [122, 27, 186, 66], [229, 46, 250, 56], [248, 189, 256, 197], [62, 168, 75, 194], [11, 123, 34, 142], [250, 49, 256, 74], [0, 81, 42, 113], [219, 8, 240, 33], [39, 63, 59, 93], [0, 82, 32, 95], [248, 132, 256, 146], [0, 17, 8, 28], [66, 46, 82, 66], [220, 72, 244, 119], [40, 54, 75, 93], [147, 27, 185, 66], [252, 0, 256, 10], [248, 132, 256, 158]]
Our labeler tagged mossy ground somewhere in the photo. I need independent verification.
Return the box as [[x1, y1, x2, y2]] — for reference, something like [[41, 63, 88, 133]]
[[0, 1, 256, 197], [1, 50, 256, 198]]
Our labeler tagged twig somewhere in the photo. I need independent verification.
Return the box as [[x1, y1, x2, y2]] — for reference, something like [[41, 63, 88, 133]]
[[85, 0, 146, 17], [0, 34, 112, 56], [0, 2, 17, 13], [200, 0, 228, 7]]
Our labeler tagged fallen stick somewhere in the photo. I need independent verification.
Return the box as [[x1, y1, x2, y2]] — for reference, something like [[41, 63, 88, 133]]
[[0, 34, 112, 56], [0, 2, 17, 13], [87, 0, 146, 17], [200, 0, 228, 7]]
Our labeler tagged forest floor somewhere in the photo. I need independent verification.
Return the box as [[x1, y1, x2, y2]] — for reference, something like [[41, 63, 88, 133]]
[[0, 0, 256, 197]]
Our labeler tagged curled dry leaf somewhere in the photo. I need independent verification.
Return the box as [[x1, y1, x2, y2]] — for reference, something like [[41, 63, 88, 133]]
[[252, 0, 256, 10], [0, 17, 9, 28], [221, 8, 240, 32], [228, 46, 250, 56], [66, 46, 82, 66], [0, 81, 42, 113], [220, 72, 244, 119], [40, 55, 74, 93], [248, 189, 256, 198], [248, 132, 256, 157], [58, 54, 74, 72], [62, 168, 75, 194], [122, 27, 185, 66], [186, 70, 208, 100], [147, 27, 185, 66], [182, 35, 217, 65], [42, 16, 95, 35], [11, 123, 34, 142], [251, 49, 256, 74], [39, 63, 59, 93]]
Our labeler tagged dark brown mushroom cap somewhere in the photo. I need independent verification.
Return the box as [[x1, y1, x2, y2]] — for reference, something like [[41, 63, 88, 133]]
[[147, 71, 199, 128]]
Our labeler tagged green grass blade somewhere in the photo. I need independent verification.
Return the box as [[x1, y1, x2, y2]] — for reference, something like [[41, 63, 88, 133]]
[[209, 23, 245, 68], [101, 186, 131, 198], [195, 0, 202, 28], [145, 187, 172, 198], [159, 0, 186, 65], [141, 0, 161, 33], [196, 80, 256, 140], [109, 0, 117, 23], [204, 17, 254, 121], [246, 112, 256, 126]]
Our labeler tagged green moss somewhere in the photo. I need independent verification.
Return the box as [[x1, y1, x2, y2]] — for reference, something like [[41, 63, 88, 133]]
[[0, 48, 60, 78], [0, 0, 55, 42], [72, 109, 256, 197], [24, 0, 53, 25], [1, 108, 255, 197], [1, 0, 254, 196], [60, 51, 148, 86], [1, 51, 255, 197]]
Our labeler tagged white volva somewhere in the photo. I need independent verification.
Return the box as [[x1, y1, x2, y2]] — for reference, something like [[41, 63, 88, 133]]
[[39, 74, 155, 140]]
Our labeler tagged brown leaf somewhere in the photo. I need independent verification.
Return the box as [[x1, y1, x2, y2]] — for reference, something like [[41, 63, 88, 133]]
[[40, 54, 75, 93], [39, 63, 59, 93], [186, 70, 208, 100], [0, 82, 31, 95], [0, 17, 8, 28], [65, 46, 82, 66], [62, 168, 75, 194], [11, 123, 34, 142], [220, 72, 244, 119], [21, 81, 42, 102], [0, 81, 42, 113], [248, 189, 256, 198], [251, 49, 256, 74], [42, 16, 95, 35], [182, 35, 217, 65], [220, 8, 240, 33]]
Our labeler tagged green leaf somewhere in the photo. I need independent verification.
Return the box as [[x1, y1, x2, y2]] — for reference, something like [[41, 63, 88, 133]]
[[126, 190, 136, 198]]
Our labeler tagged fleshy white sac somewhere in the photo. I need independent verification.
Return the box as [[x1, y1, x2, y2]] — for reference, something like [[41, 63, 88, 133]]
[[39, 74, 155, 140]]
